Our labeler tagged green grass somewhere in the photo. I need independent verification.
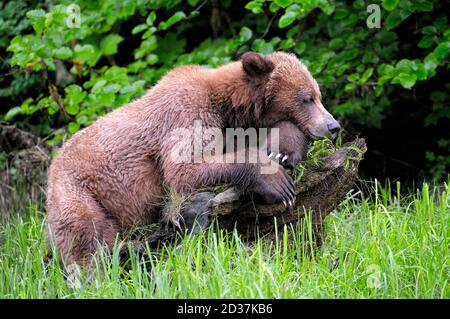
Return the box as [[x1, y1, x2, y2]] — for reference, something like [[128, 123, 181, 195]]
[[0, 180, 449, 298]]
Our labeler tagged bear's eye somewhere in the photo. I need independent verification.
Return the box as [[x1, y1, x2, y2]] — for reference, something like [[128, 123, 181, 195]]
[[303, 97, 314, 104]]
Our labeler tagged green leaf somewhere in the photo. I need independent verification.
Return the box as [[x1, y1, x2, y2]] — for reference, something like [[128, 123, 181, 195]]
[[386, 11, 402, 30], [274, 0, 292, 8], [146, 12, 156, 26], [415, 63, 427, 80], [393, 73, 417, 89], [65, 103, 79, 116], [344, 83, 356, 92], [377, 64, 395, 76], [239, 27, 253, 43], [47, 100, 59, 115], [92, 79, 107, 93], [26, 9, 45, 19], [245, 1, 264, 14], [26, 9, 46, 34], [251, 39, 274, 54], [142, 27, 157, 39], [424, 53, 438, 73], [267, 1, 279, 13], [378, 75, 392, 86], [353, 0, 365, 10], [347, 73, 359, 82], [396, 59, 414, 73], [120, 84, 136, 94], [386, 10, 409, 30], [100, 34, 124, 55], [103, 83, 121, 94], [159, 11, 186, 31], [333, 9, 349, 20], [188, 0, 202, 6], [433, 17, 448, 32], [360, 68, 374, 83], [103, 66, 129, 83], [432, 42, 450, 61], [342, 14, 358, 26], [4, 106, 22, 121], [18, 97, 34, 114], [65, 85, 85, 115], [341, 49, 359, 61], [279, 11, 298, 28], [425, 151, 435, 161], [146, 54, 158, 65], [318, 1, 334, 15], [132, 24, 148, 35], [382, 0, 399, 11], [53, 47, 73, 59], [422, 26, 437, 35], [329, 38, 344, 50], [280, 38, 295, 50], [294, 42, 306, 54], [412, 1, 433, 12], [68, 122, 80, 134], [418, 36, 434, 49], [188, 10, 200, 18], [73, 44, 96, 65], [96, 92, 115, 106]]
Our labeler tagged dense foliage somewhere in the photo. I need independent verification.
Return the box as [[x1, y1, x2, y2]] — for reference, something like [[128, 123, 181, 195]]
[[1, 0, 449, 179]]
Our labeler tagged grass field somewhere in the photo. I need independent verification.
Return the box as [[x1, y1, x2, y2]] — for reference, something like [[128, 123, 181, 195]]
[[0, 180, 448, 298]]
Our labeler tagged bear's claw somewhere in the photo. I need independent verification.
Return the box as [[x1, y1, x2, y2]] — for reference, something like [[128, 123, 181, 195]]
[[268, 151, 293, 170]]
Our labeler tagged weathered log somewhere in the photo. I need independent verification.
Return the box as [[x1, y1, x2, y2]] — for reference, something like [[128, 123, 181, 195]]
[[146, 138, 367, 244]]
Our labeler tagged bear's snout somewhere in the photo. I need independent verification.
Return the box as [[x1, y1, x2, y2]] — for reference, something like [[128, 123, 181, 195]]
[[327, 120, 341, 139]]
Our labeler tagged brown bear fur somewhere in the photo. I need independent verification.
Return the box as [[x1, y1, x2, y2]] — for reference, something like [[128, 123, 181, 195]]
[[46, 52, 338, 268]]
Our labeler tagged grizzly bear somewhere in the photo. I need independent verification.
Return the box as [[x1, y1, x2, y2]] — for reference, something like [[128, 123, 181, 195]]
[[46, 52, 340, 268]]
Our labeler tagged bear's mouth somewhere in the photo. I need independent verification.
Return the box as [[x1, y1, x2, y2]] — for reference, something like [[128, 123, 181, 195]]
[[305, 129, 321, 141]]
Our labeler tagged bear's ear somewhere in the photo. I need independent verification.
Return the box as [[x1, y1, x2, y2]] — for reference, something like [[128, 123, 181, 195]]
[[241, 52, 274, 77]]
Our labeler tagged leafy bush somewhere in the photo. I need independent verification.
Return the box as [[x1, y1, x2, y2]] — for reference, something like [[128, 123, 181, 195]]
[[0, 0, 45, 113], [1, 0, 449, 178]]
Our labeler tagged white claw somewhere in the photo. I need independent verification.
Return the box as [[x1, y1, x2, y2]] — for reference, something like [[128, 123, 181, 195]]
[[283, 200, 287, 207], [282, 155, 289, 163], [275, 153, 282, 159], [268, 152, 274, 159], [288, 200, 292, 207]]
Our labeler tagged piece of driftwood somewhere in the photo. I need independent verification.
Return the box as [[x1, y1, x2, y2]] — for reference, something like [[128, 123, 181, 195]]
[[147, 138, 367, 244]]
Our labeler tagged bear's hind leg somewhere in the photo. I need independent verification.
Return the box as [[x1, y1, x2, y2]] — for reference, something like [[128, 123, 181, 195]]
[[46, 190, 122, 272]]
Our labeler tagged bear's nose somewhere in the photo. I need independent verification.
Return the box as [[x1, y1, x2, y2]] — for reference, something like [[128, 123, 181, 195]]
[[327, 121, 341, 135]]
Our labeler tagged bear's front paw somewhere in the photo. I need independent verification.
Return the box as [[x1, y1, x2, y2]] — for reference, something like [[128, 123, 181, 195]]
[[267, 151, 301, 171], [251, 166, 296, 207]]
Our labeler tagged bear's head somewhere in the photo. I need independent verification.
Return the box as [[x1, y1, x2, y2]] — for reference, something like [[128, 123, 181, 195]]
[[241, 51, 340, 140]]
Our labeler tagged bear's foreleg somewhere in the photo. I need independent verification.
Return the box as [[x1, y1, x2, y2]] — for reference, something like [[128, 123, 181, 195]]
[[162, 147, 296, 206]]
